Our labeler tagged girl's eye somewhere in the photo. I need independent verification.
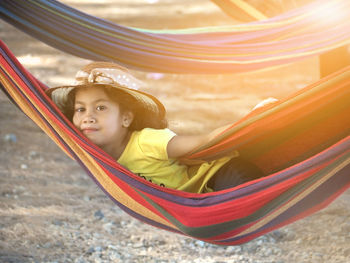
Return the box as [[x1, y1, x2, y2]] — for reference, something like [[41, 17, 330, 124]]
[[96, 105, 106, 111], [75, 107, 85, 113]]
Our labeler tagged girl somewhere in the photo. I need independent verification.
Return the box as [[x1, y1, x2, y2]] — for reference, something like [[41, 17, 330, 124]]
[[46, 62, 267, 193]]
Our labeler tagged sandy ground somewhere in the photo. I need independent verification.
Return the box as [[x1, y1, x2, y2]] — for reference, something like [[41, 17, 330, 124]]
[[0, 1, 349, 262]]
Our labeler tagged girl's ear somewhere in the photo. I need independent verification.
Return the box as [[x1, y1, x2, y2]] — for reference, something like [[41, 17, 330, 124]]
[[122, 111, 134, 128]]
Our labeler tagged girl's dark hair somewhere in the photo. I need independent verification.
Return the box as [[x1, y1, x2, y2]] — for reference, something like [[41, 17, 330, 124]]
[[104, 85, 167, 130], [67, 84, 168, 131]]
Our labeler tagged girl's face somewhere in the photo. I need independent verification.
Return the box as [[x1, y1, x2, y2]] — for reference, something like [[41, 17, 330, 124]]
[[72, 86, 132, 151]]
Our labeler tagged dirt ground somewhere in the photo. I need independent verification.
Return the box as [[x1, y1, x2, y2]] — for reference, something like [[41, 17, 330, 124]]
[[0, 1, 349, 262]]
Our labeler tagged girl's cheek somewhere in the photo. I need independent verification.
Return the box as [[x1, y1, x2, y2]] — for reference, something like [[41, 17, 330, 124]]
[[72, 115, 79, 127]]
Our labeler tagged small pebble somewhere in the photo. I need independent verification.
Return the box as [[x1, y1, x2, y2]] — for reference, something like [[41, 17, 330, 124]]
[[28, 150, 40, 160], [103, 222, 114, 233], [52, 219, 64, 226], [4, 133, 17, 143], [94, 246, 103, 252], [107, 244, 119, 251], [94, 210, 104, 220], [195, 240, 205, 247], [87, 247, 95, 254]]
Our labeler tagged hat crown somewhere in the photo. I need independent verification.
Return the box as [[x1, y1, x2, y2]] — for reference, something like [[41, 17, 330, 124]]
[[75, 67, 143, 90]]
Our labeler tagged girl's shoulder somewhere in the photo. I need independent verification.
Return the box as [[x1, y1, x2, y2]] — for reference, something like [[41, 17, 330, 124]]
[[137, 128, 176, 138], [135, 128, 176, 158]]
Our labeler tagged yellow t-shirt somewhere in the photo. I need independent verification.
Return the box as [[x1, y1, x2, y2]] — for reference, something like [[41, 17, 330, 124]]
[[118, 128, 234, 193]]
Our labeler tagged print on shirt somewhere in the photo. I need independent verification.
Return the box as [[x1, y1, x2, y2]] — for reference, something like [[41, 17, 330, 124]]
[[138, 173, 165, 187]]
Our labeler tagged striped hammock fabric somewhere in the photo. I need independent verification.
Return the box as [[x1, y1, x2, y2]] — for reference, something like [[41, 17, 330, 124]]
[[1, 0, 350, 73], [1, 39, 350, 245]]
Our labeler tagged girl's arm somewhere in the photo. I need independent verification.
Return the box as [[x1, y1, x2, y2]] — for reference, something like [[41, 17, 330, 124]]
[[167, 97, 278, 158], [167, 124, 232, 158]]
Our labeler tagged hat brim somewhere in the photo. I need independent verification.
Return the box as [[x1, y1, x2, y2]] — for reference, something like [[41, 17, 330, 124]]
[[46, 83, 166, 118]]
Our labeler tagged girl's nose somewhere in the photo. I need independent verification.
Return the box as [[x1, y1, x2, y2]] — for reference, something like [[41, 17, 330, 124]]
[[83, 116, 96, 124], [82, 112, 96, 124]]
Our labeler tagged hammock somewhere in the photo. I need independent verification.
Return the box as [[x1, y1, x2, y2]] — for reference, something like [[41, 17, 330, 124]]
[[1, 39, 350, 245], [1, 0, 350, 73]]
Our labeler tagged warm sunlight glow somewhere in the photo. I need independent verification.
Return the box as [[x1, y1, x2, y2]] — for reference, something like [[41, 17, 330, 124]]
[[310, 2, 350, 25]]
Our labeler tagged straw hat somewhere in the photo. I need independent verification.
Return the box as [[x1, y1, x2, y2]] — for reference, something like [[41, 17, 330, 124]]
[[46, 62, 166, 119]]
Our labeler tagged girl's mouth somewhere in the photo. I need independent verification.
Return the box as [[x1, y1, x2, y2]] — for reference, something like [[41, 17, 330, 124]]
[[82, 128, 98, 134]]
